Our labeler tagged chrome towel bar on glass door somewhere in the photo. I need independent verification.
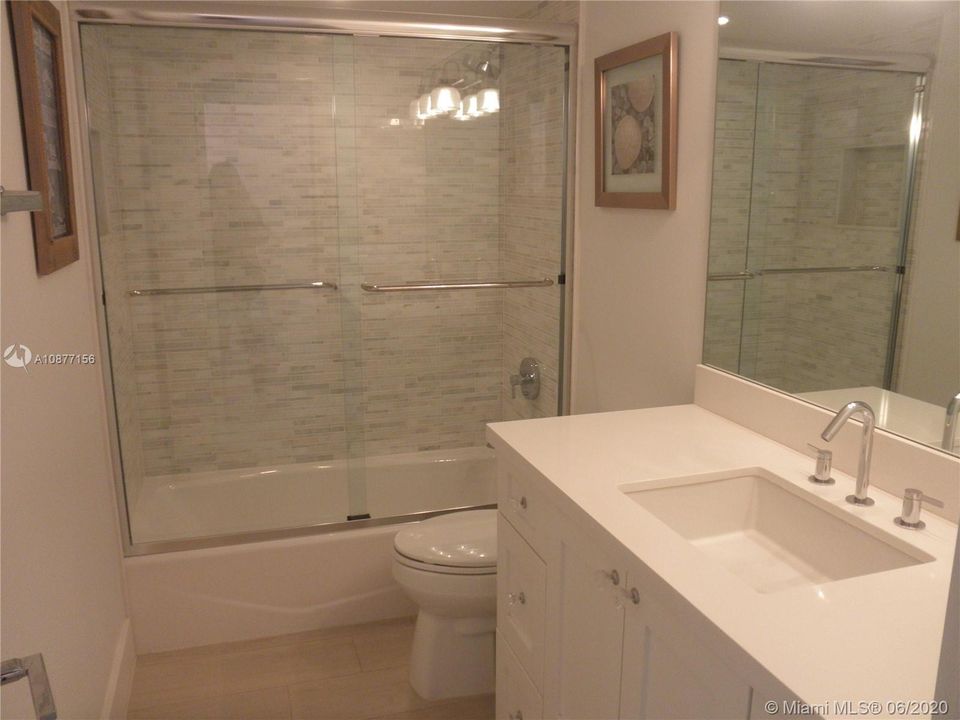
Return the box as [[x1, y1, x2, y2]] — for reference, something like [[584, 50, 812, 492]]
[[360, 278, 554, 292], [128, 281, 338, 296], [707, 265, 904, 281]]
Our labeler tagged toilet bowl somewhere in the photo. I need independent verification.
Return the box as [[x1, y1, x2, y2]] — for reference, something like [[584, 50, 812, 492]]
[[392, 509, 497, 700]]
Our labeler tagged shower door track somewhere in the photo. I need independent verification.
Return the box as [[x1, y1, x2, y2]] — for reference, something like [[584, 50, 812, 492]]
[[70, 3, 577, 45], [68, 5, 578, 557]]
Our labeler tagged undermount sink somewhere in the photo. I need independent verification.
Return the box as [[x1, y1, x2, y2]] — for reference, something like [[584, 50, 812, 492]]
[[620, 468, 933, 594]]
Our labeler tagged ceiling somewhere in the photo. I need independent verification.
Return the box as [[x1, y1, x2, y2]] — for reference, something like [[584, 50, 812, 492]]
[[719, 1, 950, 58]]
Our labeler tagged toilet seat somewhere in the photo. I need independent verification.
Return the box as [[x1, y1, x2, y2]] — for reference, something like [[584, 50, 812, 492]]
[[393, 509, 497, 573], [394, 550, 496, 575]]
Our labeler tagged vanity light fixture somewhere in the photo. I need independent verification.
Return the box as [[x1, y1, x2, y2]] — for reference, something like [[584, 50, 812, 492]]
[[717, 15, 730, 25]]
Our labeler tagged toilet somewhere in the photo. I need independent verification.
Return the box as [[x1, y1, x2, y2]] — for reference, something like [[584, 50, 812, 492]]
[[392, 509, 497, 700]]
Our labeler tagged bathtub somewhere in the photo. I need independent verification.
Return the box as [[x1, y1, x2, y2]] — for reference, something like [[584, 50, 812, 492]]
[[123, 446, 496, 652], [131, 446, 496, 544]]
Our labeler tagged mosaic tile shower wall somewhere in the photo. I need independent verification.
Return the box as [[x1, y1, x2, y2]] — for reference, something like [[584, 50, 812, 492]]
[[80, 26, 568, 492], [705, 59, 917, 393]]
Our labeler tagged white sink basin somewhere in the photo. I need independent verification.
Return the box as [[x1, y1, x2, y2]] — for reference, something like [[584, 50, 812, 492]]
[[620, 468, 933, 594]]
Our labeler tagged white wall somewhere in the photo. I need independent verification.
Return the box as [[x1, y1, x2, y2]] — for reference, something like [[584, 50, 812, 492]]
[[570, 0, 718, 413], [896, 2, 960, 406], [0, 2, 133, 717]]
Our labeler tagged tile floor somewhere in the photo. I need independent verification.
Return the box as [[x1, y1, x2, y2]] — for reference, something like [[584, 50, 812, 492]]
[[127, 617, 494, 720]]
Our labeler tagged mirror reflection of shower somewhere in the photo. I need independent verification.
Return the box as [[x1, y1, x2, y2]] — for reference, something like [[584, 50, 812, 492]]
[[702, 0, 960, 455]]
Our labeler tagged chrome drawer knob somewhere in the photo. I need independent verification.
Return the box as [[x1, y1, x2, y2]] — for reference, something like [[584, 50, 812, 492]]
[[508, 591, 526, 606]]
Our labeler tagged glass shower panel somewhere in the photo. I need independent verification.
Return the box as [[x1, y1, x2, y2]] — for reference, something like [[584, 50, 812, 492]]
[[349, 38, 568, 519], [706, 58, 919, 391], [741, 63, 917, 391], [81, 25, 353, 543], [740, 271, 901, 393], [745, 63, 915, 273]]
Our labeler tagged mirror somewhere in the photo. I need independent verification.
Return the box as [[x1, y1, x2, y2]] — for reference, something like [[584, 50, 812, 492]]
[[704, 1, 960, 455]]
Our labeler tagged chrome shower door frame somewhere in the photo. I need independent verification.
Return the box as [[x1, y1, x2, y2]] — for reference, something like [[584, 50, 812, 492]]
[[68, 4, 578, 557]]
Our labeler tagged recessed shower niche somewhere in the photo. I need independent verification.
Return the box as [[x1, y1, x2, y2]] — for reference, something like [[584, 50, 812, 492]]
[[837, 144, 907, 228]]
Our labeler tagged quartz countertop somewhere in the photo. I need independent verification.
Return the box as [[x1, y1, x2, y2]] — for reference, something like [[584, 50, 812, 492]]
[[487, 404, 958, 715]]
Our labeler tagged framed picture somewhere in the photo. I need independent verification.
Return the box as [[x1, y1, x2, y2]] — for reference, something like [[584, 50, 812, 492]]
[[10, 0, 79, 275], [595, 32, 678, 209]]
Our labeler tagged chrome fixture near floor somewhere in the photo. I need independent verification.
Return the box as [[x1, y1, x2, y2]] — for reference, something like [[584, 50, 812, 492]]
[[1, 654, 56, 720], [820, 401, 876, 506]]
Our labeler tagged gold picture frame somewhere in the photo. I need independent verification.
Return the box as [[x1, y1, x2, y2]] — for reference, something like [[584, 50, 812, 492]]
[[595, 32, 678, 209], [10, 0, 79, 275]]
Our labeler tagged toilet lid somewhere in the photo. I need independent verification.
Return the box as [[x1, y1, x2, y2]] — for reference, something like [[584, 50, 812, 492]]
[[394, 509, 497, 569]]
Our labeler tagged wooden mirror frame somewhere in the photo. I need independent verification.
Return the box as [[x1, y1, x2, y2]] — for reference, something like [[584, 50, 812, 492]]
[[9, 0, 79, 275]]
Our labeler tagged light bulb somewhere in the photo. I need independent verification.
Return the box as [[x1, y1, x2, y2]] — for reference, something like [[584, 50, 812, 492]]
[[465, 94, 481, 117], [453, 100, 470, 121], [430, 85, 461, 115], [717, 15, 730, 25], [478, 88, 500, 114], [417, 93, 433, 119]]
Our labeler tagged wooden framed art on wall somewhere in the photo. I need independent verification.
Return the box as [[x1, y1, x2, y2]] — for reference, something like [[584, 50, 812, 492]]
[[595, 32, 678, 210], [9, 0, 79, 274]]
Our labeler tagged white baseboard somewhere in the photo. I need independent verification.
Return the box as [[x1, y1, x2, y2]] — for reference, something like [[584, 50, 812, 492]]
[[100, 618, 136, 719]]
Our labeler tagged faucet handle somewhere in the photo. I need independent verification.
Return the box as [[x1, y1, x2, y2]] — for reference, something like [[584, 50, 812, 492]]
[[894, 488, 944, 530], [806, 444, 834, 485]]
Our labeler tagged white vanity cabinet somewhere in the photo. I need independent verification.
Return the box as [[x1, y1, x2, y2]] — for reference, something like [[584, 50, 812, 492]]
[[496, 451, 756, 720], [617, 580, 753, 719]]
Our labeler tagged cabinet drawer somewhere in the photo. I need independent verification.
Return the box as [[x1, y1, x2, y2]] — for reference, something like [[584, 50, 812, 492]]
[[496, 630, 543, 720], [497, 514, 546, 691], [498, 455, 548, 552]]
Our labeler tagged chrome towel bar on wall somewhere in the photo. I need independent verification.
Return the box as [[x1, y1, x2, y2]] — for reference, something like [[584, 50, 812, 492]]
[[127, 281, 338, 296], [360, 278, 554, 292]]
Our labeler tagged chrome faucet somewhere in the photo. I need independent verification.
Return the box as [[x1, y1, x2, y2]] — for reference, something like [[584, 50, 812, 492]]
[[942, 391, 960, 452], [820, 401, 876, 506]]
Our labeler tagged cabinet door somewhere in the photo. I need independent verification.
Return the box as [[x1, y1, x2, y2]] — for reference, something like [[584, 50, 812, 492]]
[[497, 630, 543, 720], [498, 515, 547, 690], [618, 582, 753, 720], [551, 531, 626, 720]]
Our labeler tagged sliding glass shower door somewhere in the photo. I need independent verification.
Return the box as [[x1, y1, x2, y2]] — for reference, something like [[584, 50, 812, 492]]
[[79, 23, 569, 548]]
